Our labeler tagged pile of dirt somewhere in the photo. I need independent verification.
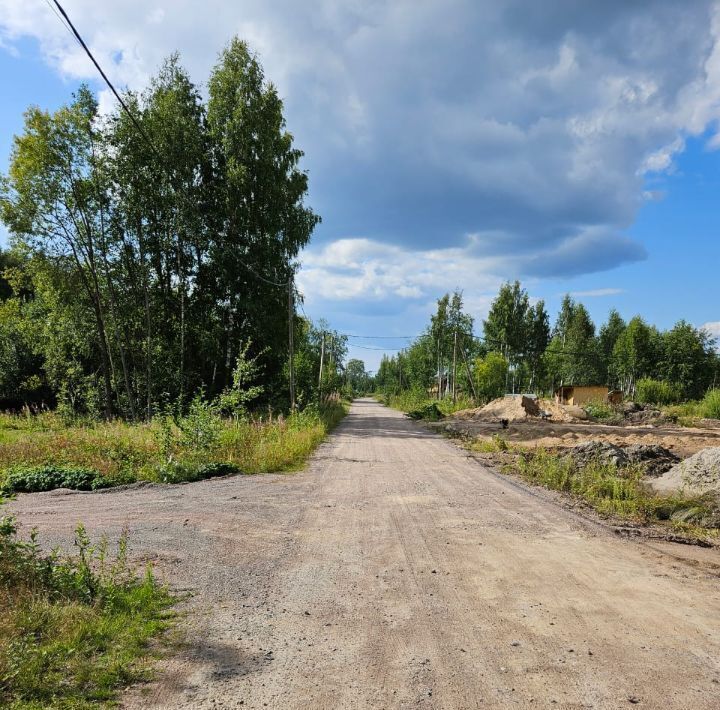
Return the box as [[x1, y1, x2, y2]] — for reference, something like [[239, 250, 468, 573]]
[[624, 444, 680, 476], [567, 441, 680, 474], [567, 441, 628, 467], [651, 447, 720, 498], [453, 395, 587, 423]]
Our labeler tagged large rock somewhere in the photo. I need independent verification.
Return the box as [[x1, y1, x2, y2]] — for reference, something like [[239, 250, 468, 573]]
[[568, 441, 628, 468], [651, 447, 720, 497], [624, 444, 680, 476]]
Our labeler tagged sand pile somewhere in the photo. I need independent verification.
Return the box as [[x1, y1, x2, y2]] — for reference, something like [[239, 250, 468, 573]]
[[651, 447, 720, 498], [453, 395, 587, 423]]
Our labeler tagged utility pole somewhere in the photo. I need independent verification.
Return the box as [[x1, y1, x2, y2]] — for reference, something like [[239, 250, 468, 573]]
[[452, 329, 458, 403], [460, 338, 478, 403], [288, 279, 296, 411], [318, 331, 325, 391]]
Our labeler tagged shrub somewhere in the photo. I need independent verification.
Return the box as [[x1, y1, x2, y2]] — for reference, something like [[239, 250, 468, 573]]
[[177, 394, 223, 452], [1, 464, 108, 494], [583, 399, 617, 422], [407, 403, 443, 421], [635, 378, 682, 406], [701, 388, 720, 419]]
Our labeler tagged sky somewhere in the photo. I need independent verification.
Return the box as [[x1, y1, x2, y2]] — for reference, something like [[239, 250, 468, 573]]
[[1, 1, 720, 372]]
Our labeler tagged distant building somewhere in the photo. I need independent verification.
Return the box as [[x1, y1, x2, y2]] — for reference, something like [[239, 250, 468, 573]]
[[554, 385, 615, 406]]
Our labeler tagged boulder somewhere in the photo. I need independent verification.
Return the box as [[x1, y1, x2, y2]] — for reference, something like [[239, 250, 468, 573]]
[[651, 447, 720, 498], [564, 405, 589, 421]]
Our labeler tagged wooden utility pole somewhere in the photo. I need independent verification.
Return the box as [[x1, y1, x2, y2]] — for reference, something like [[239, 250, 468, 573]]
[[288, 280, 296, 411], [318, 331, 325, 390], [460, 337, 478, 402], [452, 330, 458, 403]]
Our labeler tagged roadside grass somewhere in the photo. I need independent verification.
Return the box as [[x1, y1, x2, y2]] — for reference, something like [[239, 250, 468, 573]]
[[468, 435, 510, 453], [0, 515, 174, 708], [0, 402, 347, 492], [513, 448, 719, 538]]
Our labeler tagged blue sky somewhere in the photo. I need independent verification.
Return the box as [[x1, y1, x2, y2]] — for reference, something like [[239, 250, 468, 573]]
[[1, 1, 719, 371]]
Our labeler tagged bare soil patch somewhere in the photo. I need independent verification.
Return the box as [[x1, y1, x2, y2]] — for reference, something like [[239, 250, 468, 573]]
[[436, 416, 720, 459]]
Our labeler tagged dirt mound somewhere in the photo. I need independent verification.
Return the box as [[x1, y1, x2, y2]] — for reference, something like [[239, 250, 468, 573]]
[[568, 441, 628, 467], [652, 447, 720, 497], [453, 395, 587, 423], [625, 444, 679, 476]]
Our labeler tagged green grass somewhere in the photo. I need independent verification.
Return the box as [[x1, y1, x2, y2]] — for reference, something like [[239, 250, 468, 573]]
[[0, 402, 347, 491], [664, 388, 720, 425], [468, 434, 510, 453], [513, 448, 719, 537], [0, 516, 174, 708]]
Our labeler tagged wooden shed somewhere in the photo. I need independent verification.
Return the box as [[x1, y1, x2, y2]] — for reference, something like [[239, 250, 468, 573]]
[[555, 385, 610, 406]]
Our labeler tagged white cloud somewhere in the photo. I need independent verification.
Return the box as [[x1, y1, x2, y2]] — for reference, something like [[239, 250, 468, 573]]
[[297, 238, 503, 304], [701, 321, 720, 345]]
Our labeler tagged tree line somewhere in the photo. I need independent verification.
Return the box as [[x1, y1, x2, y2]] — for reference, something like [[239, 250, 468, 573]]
[[376, 282, 720, 404], [0, 39, 340, 418]]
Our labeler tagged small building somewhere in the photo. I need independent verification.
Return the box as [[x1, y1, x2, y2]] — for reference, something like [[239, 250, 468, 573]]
[[555, 385, 610, 406]]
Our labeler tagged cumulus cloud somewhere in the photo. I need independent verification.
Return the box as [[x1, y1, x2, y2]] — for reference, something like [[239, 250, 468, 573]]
[[2, 0, 720, 305], [297, 238, 504, 305]]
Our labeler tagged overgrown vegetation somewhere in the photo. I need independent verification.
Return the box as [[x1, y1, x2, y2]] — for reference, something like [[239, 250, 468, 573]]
[[514, 449, 719, 536], [636, 378, 682, 406], [0, 401, 346, 492], [665, 388, 720, 424], [583, 399, 622, 423], [0, 516, 174, 708]]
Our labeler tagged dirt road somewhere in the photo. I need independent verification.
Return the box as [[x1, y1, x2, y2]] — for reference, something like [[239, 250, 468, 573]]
[[10, 399, 720, 709]]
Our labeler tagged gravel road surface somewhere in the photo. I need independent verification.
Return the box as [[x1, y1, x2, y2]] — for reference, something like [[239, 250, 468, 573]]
[[9, 398, 720, 709]]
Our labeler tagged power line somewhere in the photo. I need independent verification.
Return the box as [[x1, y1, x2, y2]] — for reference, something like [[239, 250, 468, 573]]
[[345, 334, 417, 340], [51, 0, 162, 163], [350, 343, 404, 351], [43, 0, 74, 38]]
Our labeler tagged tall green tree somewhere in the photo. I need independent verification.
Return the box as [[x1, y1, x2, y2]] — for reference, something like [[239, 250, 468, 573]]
[[598, 309, 626, 382], [1, 87, 115, 417], [207, 38, 320, 393], [658, 321, 716, 399], [611, 316, 660, 396]]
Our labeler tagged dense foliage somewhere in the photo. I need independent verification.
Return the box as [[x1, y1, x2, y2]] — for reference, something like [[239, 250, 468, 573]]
[[0, 40, 321, 419], [376, 282, 720, 405]]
